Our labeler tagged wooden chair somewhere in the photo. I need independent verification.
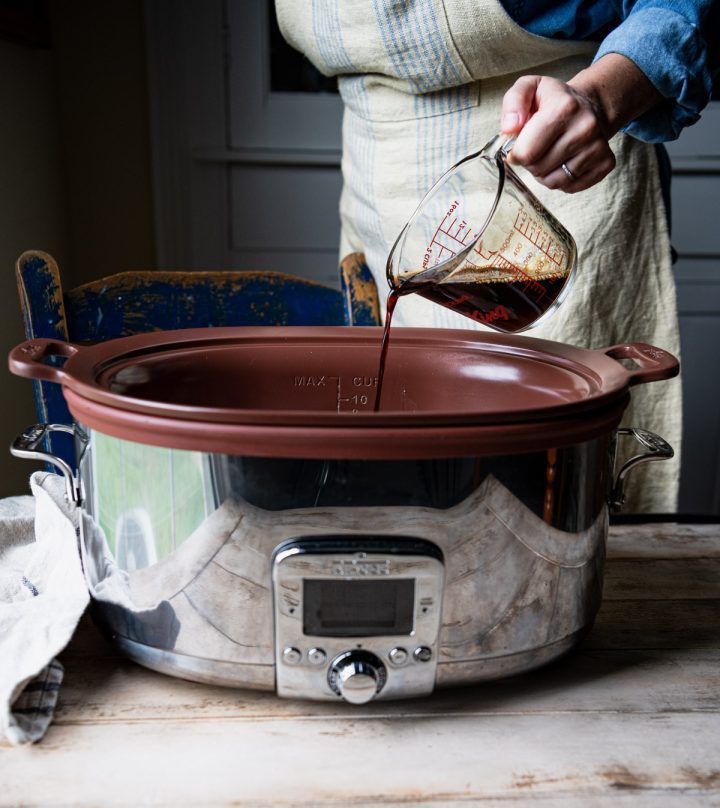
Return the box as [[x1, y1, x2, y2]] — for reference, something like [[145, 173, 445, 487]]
[[16, 249, 381, 466]]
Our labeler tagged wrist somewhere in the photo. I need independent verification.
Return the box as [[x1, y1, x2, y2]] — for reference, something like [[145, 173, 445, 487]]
[[568, 53, 663, 137]]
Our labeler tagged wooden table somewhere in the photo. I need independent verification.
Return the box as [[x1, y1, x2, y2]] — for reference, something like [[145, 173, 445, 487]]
[[4, 523, 720, 806]]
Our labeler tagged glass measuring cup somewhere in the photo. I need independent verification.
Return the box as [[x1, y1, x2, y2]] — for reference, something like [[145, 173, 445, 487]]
[[386, 133, 578, 333]]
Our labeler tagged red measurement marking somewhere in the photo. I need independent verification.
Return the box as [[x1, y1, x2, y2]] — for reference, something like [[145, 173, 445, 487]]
[[470, 240, 497, 262], [424, 205, 483, 268], [473, 305, 510, 324], [425, 203, 564, 278], [492, 255, 548, 299], [446, 292, 474, 308], [433, 219, 477, 249], [514, 209, 563, 266], [463, 251, 548, 300], [446, 292, 510, 324]]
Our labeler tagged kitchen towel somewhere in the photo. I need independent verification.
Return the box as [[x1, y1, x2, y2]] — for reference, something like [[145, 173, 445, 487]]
[[0, 472, 88, 745]]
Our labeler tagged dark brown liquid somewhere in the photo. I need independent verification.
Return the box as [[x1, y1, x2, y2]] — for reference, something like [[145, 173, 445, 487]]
[[417, 276, 568, 332], [374, 272, 569, 411], [374, 287, 401, 412]]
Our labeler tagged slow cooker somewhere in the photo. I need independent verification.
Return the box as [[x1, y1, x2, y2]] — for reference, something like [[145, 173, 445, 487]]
[[9, 326, 677, 704]]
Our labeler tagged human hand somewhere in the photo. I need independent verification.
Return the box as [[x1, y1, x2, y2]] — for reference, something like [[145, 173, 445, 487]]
[[500, 54, 663, 193]]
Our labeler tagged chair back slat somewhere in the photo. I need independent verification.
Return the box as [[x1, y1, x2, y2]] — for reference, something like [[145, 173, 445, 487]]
[[16, 251, 70, 341], [66, 270, 350, 341], [16, 252, 73, 430], [15, 251, 380, 452], [340, 253, 382, 325]]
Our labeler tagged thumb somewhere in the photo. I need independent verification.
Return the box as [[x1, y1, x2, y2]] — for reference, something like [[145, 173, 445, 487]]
[[501, 75, 540, 133]]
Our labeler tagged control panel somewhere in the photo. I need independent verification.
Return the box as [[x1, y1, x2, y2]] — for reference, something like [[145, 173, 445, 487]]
[[272, 536, 444, 703]]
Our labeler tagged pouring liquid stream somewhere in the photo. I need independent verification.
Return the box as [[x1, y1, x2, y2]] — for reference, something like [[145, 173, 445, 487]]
[[374, 286, 401, 413]]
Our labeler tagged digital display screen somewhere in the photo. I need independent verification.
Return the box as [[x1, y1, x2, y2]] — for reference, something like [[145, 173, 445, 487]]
[[303, 579, 415, 637]]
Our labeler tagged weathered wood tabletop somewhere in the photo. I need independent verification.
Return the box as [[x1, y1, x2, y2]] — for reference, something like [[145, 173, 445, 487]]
[[3, 522, 720, 807]]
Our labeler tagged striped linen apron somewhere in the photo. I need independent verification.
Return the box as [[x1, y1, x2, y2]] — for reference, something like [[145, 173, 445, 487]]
[[276, 0, 682, 512]]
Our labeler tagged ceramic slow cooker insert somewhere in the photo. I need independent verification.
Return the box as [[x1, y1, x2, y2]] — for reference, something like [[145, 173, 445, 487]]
[[9, 326, 678, 703]]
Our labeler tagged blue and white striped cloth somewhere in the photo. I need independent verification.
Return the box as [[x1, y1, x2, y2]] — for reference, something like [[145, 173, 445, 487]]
[[7, 660, 65, 744], [0, 473, 88, 745]]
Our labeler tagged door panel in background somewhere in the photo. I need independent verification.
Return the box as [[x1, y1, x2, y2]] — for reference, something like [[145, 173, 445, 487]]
[[146, 0, 343, 285], [667, 100, 720, 515]]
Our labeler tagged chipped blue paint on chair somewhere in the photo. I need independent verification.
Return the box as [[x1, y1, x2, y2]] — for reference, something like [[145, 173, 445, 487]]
[[16, 250, 381, 468]]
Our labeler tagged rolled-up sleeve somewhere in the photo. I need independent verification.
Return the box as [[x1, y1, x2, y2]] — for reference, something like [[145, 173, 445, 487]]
[[593, 1, 717, 142]]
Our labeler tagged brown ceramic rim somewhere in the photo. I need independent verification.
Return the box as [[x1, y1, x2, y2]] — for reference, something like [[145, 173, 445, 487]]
[[65, 386, 630, 459], [8, 326, 679, 428]]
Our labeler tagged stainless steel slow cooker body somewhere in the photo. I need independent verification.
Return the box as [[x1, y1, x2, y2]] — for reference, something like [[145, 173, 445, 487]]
[[9, 326, 678, 703], [72, 428, 641, 695]]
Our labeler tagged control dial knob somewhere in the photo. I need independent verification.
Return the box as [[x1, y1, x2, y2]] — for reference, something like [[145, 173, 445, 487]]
[[328, 651, 387, 704]]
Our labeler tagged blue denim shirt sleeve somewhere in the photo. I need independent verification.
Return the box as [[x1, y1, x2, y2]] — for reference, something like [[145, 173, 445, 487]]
[[593, 1, 717, 142], [502, 0, 719, 143]]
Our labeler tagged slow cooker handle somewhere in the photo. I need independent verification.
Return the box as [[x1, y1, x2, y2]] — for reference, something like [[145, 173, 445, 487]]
[[8, 338, 79, 384], [610, 427, 674, 513], [10, 423, 82, 504], [602, 343, 679, 386]]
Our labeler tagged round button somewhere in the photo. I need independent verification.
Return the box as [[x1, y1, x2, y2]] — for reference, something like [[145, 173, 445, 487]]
[[328, 651, 387, 704], [388, 647, 408, 666], [413, 646, 433, 663], [307, 648, 327, 666], [282, 646, 302, 665]]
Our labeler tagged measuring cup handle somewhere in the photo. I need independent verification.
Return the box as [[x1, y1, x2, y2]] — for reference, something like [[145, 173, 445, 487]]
[[603, 343, 680, 386], [482, 133, 517, 161], [497, 135, 516, 159]]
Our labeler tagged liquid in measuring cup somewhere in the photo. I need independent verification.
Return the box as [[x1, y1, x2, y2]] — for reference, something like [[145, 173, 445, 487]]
[[398, 177, 576, 331], [415, 275, 568, 330]]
